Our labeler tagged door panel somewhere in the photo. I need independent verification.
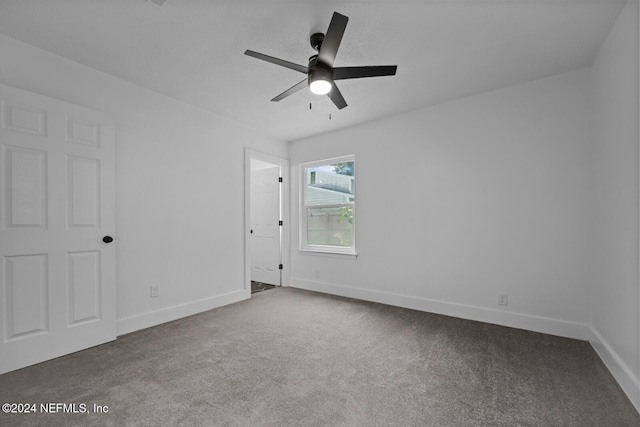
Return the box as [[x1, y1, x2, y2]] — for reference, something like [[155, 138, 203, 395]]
[[0, 84, 115, 374], [4, 146, 47, 228], [1, 100, 47, 137], [67, 251, 101, 325], [4, 254, 48, 339], [68, 155, 100, 228]]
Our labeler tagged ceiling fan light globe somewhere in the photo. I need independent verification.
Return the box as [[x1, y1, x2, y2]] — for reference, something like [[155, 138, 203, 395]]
[[309, 79, 332, 95]]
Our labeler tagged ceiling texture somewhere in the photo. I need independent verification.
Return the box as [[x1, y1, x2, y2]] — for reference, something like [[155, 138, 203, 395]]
[[0, 0, 626, 141]]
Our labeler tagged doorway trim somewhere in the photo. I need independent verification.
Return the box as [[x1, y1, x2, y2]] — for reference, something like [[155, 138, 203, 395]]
[[244, 148, 290, 298]]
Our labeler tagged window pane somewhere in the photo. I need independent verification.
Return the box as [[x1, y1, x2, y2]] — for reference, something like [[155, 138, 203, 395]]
[[306, 162, 355, 205], [306, 206, 353, 247]]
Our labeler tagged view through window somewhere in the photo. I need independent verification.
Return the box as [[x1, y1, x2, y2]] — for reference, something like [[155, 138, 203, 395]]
[[300, 155, 355, 254]]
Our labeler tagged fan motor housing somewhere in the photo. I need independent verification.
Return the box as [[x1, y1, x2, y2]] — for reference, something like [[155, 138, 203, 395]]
[[308, 54, 331, 72], [308, 66, 332, 83]]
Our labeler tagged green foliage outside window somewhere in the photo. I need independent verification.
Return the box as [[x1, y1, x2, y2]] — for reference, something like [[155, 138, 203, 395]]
[[332, 162, 354, 176]]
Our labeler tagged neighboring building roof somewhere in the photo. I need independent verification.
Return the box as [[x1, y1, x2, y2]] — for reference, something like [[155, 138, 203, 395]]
[[309, 183, 353, 195]]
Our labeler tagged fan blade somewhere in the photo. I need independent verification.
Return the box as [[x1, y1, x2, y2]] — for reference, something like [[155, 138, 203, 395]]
[[271, 79, 308, 102], [317, 12, 348, 68], [328, 83, 347, 110], [244, 50, 308, 74], [333, 65, 397, 80]]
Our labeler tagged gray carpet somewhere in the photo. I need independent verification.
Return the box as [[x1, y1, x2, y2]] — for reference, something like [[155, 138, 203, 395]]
[[1, 287, 638, 426]]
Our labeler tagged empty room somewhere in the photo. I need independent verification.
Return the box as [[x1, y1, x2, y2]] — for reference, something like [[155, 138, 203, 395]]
[[0, 0, 639, 425]]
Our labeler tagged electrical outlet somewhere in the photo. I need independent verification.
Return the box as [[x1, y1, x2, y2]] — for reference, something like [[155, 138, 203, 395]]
[[150, 285, 159, 298], [498, 293, 508, 306]]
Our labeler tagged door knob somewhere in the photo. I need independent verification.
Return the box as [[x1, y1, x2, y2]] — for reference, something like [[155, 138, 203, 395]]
[[103, 236, 114, 243]]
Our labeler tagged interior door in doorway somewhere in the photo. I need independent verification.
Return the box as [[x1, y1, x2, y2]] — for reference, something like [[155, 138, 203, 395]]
[[251, 165, 281, 286], [0, 84, 116, 374]]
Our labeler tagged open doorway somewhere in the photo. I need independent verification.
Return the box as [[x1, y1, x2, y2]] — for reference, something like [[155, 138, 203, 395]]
[[244, 149, 289, 297], [250, 158, 281, 292]]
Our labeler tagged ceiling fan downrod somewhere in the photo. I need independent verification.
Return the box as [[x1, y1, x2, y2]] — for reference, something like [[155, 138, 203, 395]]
[[310, 33, 325, 51]]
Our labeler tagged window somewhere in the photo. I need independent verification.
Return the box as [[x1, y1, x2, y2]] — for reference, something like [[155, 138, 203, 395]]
[[300, 155, 355, 255]]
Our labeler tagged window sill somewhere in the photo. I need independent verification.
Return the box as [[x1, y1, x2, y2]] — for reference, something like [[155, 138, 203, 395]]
[[297, 249, 358, 260]]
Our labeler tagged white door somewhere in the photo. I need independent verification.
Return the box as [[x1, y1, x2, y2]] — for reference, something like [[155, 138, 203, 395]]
[[251, 165, 281, 285], [0, 84, 116, 374]]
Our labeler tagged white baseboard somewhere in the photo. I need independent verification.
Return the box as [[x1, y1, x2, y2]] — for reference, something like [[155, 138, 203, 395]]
[[116, 290, 247, 336], [589, 326, 640, 413], [290, 277, 590, 340]]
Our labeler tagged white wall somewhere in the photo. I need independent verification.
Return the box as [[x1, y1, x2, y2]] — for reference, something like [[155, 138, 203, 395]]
[[0, 34, 288, 334], [290, 67, 593, 339], [589, 0, 639, 411]]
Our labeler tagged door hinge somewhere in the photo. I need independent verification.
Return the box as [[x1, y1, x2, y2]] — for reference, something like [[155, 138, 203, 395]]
[[279, 220, 283, 226], [279, 177, 283, 183], [279, 264, 283, 270]]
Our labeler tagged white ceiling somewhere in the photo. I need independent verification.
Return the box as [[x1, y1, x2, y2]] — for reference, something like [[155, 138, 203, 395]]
[[0, 0, 626, 141]]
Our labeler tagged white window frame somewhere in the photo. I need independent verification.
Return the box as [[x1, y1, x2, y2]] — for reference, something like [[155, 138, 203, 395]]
[[299, 155, 356, 256]]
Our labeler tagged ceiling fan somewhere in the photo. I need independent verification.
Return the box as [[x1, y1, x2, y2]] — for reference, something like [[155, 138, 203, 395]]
[[244, 12, 397, 110]]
